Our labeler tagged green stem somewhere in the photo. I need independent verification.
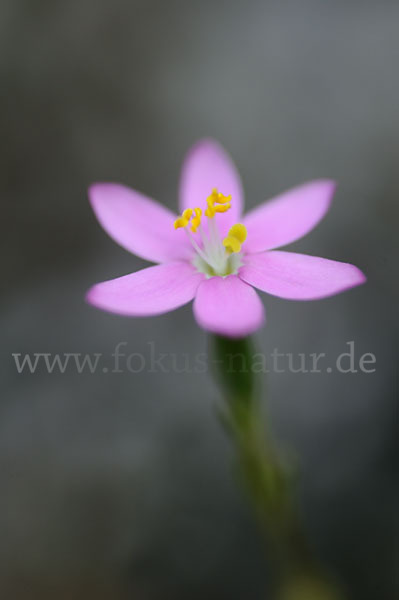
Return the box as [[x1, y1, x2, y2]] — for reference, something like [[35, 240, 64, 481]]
[[209, 335, 345, 600]]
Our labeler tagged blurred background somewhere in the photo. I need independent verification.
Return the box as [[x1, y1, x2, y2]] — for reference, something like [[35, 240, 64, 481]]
[[1, 0, 398, 598]]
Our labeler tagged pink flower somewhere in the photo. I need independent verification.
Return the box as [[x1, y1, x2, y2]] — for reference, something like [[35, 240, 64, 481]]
[[86, 139, 366, 338]]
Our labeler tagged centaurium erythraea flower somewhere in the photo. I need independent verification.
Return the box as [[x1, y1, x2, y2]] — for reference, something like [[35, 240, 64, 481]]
[[86, 139, 366, 337]]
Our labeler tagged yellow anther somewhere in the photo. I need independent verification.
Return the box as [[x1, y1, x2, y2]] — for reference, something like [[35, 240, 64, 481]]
[[205, 196, 215, 218], [183, 208, 193, 220], [223, 223, 247, 254], [216, 193, 232, 205], [223, 235, 241, 253], [205, 198, 215, 218], [174, 208, 193, 229], [190, 207, 202, 233], [205, 188, 232, 218], [228, 223, 247, 243], [208, 188, 219, 204], [214, 202, 231, 213]]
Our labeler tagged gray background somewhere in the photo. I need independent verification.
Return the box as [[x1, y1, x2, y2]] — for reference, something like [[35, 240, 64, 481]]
[[0, 1, 397, 599]]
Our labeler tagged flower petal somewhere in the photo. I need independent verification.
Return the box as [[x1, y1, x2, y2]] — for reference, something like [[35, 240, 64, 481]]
[[89, 183, 191, 263], [243, 180, 336, 253], [239, 251, 366, 300], [193, 275, 265, 337], [86, 262, 203, 316], [179, 139, 244, 236]]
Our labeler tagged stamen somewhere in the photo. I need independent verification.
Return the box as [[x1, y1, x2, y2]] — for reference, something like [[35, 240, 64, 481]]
[[197, 221, 211, 255], [204, 188, 232, 217], [190, 207, 202, 233], [223, 223, 247, 254], [173, 190, 245, 278], [174, 208, 193, 229], [185, 228, 209, 263], [208, 216, 225, 263]]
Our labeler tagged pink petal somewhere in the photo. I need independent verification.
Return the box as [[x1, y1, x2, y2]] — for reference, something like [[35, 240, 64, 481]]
[[239, 251, 366, 300], [86, 261, 203, 316], [193, 275, 265, 338], [243, 180, 336, 253], [89, 183, 191, 263], [179, 139, 244, 237]]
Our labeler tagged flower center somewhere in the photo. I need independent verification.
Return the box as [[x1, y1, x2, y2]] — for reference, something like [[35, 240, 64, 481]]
[[174, 188, 247, 278]]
